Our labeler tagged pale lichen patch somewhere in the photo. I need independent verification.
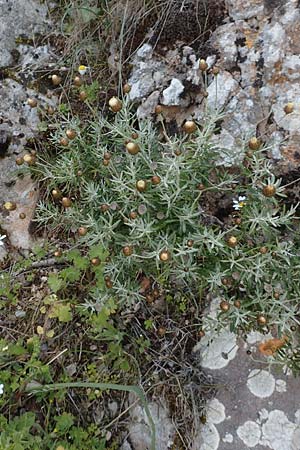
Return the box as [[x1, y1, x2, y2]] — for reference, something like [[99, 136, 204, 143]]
[[197, 329, 238, 370], [222, 433, 233, 443], [247, 369, 275, 398], [260, 410, 296, 450], [237, 421, 261, 447], [197, 423, 220, 450], [206, 398, 226, 424], [275, 379, 287, 393]]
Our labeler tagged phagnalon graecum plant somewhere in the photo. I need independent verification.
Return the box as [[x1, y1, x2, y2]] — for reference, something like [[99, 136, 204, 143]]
[[30, 98, 300, 373]]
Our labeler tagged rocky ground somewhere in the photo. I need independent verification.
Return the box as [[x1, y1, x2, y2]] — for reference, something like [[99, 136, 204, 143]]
[[0, 0, 57, 258], [1, 0, 300, 449]]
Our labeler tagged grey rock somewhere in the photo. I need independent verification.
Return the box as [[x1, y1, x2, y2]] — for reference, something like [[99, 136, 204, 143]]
[[162, 78, 184, 106], [15, 310, 26, 318], [0, 77, 56, 250], [193, 298, 300, 450], [136, 44, 153, 59], [226, 0, 264, 20], [126, 0, 300, 169], [121, 441, 132, 450], [262, 21, 287, 69], [127, 400, 175, 450], [211, 129, 243, 167], [18, 44, 52, 71], [1, 173, 39, 249], [129, 74, 157, 101], [0, 0, 56, 252], [206, 72, 239, 111], [0, 79, 52, 152], [65, 363, 77, 377], [108, 401, 118, 417], [0, 244, 7, 262], [137, 91, 160, 119], [211, 23, 238, 68], [0, 0, 50, 68]]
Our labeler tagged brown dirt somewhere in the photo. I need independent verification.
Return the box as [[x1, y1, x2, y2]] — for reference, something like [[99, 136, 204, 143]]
[[122, 0, 227, 60]]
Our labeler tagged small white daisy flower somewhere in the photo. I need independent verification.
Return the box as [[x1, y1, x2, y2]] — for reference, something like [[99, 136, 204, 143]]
[[0, 235, 6, 246], [233, 196, 247, 210], [0, 383, 4, 395], [78, 65, 88, 75]]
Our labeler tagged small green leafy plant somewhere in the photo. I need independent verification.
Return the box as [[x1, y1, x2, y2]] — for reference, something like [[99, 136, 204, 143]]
[[31, 97, 300, 376]]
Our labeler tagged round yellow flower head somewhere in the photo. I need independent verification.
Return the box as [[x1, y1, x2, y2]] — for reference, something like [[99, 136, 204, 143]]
[[78, 65, 87, 75]]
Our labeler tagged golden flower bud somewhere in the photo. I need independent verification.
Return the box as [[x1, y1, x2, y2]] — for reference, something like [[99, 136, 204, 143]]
[[157, 326, 166, 337], [91, 257, 100, 266], [220, 300, 230, 312], [108, 97, 122, 112], [51, 74, 62, 86], [248, 137, 261, 150], [284, 102, 294, 114], [199, 59, 208, 71], [16, 156, 24, 165], [183, 120, 197, 134], [257, 315, 267, 325], [262, 185, 276, 197], [129, 211, 138, 219], [78, 227, 87, 236], [74, 76, 82, 87], [66, 129, 76, 140], [27, 98, 38, 108], [122, 246, 133, 256], [105, 280, 113, 289], [227, 236, 238, 248], [79, 90, 87, 101], [123, 83, 131, 94], [100, 204, 109, 212], [104, 152, 111, 160], [159, 249, 170, 262], [23, 153, 35, 165], [4, 201, 17, 211], [61, 197, 72, 207], [126, 142, 139, 155], [259, 246, 268, 254], [52, 189, 61, 200], [151, 175, 161, 185], [59, 137, 69, 147], [136, 180, 147, 192], [145, 294, 154, 303]]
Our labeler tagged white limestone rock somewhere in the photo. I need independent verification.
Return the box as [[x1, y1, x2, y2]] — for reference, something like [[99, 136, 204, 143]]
[[162, 78, 185, 105]]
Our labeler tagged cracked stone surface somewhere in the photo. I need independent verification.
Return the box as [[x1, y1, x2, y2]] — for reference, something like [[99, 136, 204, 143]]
[[190, 296, 300, 450], [0, 0, 50, 69], [128, 0, 300, 169], [122, 400, 175, 450], [0, 0, 56, 256]]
